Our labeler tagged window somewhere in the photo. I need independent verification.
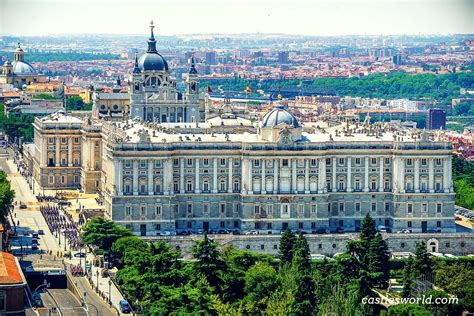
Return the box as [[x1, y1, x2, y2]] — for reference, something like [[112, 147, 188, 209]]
[[311, 204, 317, 214], [253, 160, 260, 167], [437, 221, 441, 228], [140, 160, 147, 168], [233, 179, 240, 192], [407, 221, 412, 228], [203, 158, 209, 166], [125, 206, 131, 216], [281, 204, 290, 216], [220, 203, 226, 213], [48, 138, 54, 144], [254, 205, 261, 214], [203, 179, 210, 192], [187, 159, 193, 166], [203, 204, 209, 214], [310, 159, 317, 166], [371, 179, 377, 190], [298, 222, 303, 229], [355, 202, 361, 213], [282, 159, 289, 167], [233, 203, 240, 213], [338, 178, 345, 190], [371, 202, 377, 212], [48, 175, 54, 184], [220, 158, 226, 166], [385, 202, 390, 212], [141, 205, 146, 216], [234, 160, 240, 166], [371, 158, 377, 165], [267, 205, 273, 215], [74, 175, 79, 184], [61, 138, 67, 144], [74, 137, 80, 144], [339, 158, 344, 165], [220, 221, 225, 228], [339, 202, 344, 212], [407, 204, 413, 213], [154, 160, 162, 168], [436, 203, 442, 213], [187, 203, 193, 214], [436, 158, 442, 165], [267, 223, 272, 230], [385, 158, 390, 165], [156, 205, 162, 215], [355, 177, 361, 190], [422, 203, 427, 213], [125, 160, 131, 168], [173, 159, 179, 166], [61, 175, 65, 184], [186, 179, 193, 192], [173, 180, 179, 192], [298, 204, 304, 214], [406, 159, 413, 166], [326, 158, 331, 165], [421, 158, 427, 166], [219, 179, 226, 192], [355, 157, 361, 165], [154, 180, 162, 193]]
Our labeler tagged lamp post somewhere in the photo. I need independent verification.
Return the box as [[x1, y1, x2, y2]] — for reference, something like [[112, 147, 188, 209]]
[[108, 279, 112, 304], [95, 270, 99, 292]]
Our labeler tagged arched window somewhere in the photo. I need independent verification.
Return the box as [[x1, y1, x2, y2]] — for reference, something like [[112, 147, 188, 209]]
[[384, 176, 391, 191], [139, 177, 147, 194], [310, 176, 317, 192], [370, 176, 378, 191], [354, 176, 361, 191], [252, 177, 261, 193], [405, 176, 414, 192], [124, 178, 132, 194], [265, 177, 273, 193], [338, 176, 345, 191], [154, 177, 162, 194], [186, 178, 193, 192], [218, 177, 226, 192], [420, 176, 428, 192], [435, 176, 443, 192], [202, 177, 210, 192], [297, 176, 305, 193], [233, 177, 240, 192]]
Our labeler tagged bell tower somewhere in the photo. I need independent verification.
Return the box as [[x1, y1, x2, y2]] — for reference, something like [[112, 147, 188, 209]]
[[14, 42, 25, 62], [184, 53, 199, 104]]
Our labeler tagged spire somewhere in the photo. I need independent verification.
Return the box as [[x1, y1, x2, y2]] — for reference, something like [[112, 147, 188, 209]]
[[147, 20, 157, 53], [14, 41, 24, 62], [189, 52, 198, 75], [133, 51, 140, 74]]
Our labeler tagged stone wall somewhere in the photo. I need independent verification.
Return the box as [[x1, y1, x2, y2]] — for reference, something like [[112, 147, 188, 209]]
[[145, 233, 474, 257]]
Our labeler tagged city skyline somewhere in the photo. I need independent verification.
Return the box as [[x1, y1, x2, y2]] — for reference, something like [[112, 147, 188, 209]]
[[1, 0, 473, 37]]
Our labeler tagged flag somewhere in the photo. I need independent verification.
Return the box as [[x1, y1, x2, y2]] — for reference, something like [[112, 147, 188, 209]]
[[207, 86, 213, 93], [245, 86, 252, 93]]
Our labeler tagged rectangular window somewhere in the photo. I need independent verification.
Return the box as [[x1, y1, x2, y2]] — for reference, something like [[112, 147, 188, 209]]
[[385, 202, 390, 212], [311, 204, 317, 214], [220, 158, 226, 166], [154, 160, 162, 168], [385, 158, 390, 165], [156, 205, 162, 215], [355, 202, 361, 212], [371, 202, 376, 212], [187, 203, 193, 214], [310, 159, 317, 167], [371, 158, 377, 165], [298, 222, 303, 229], [298, 204, 304, 214], [326, 158, 331, 165], [407, 221, 412, 228], [407, 204, 413, 213], [339, 202, 344, 212], [282, 204, 289, 215], [48, 138, 54, 144], [422, 203, 427, 213], [253, 160, 260, 167], [267, 223, 272, 229], [140, 160, 146, 168], [125, 206, 131, 216], [267, 205, 273, 214], [74, 137, 80, 144], [203, 204, 209, 214], [48, 175, 54, 184], [339, 158, 344, 165], [355, 157, 361, 165], [421, 158, 427, 166], [203, 158, 209, 166], [437, 221, 441, 228], [187, 159, 193, 166], [125, 160, 131, 168], [406, 159, 413, 166], [436, 203, 442, 213], [436, 158, 442, 165], [254, 205, 261, 214], [220, 203, 226, 213], [282, 159, 289, 167], [173, 159, 179, 166]]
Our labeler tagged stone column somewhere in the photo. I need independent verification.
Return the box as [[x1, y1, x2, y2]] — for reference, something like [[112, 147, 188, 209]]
[[117, 159, 123, 195], [261, 159, 266, 194], [164, 159, 172, 194], [148, 160, 154, 194], [364, 157, 369, 192], [379, 157, 384, 192], [133, 160, 138, 195], [180, 158, 184, 193], [332, 157, 336, 192], [228, 158, 233, 193], [399, 158, 405, 194], [55, 137, 60, 166], [318, 158, 326, 194], [414, 158, 420, 193], [68, 138, 72, 167], [304, 159, 309, 194], [195, 158, 201, 193], [292, 159, 297, 193], [443, 157, 449, 193], [448, 158, 453, 192], [213, 158, 218, 193], [248, 159, 253, 194], [273, 159, 279, 193], [428, 158, 434, 193], [347, 158, 352, 192]]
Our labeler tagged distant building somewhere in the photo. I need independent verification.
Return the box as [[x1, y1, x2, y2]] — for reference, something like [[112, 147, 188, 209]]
[[205, 51, 217, 65], [393, 54, 403, 66], [278, 51, 289, 64], [0, 252, 27, 316], [0, 42, 47, 89], [427, 109, 446, 130]]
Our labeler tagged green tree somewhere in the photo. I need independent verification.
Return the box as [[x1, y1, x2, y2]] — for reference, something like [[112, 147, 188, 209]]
[[66, 95, 85, 111], [413, 241, 433, 279], [244, 262, 280, 312], [110, 236, 149, 269], [81, 217, 133, 252], [0, 171, 14, 224], [367, 233, 390, 288], [191, 232, 225, 289], [401, 257, 414, 298], [278, 228, 296, 266]]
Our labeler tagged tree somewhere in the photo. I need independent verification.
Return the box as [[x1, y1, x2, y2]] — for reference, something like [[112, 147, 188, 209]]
[[66, 95, 85, 111], [413, 242, 433, 279], [360, 213, 377, 244], [0, 171, 14, 225], [81, 217, 133, 252], [278, 228, 296, 266], [401, 257, 414, 298], [191, 232, 225, 289], [366, 233, 390, 288], [244, 263, 280, 312], [292, 233, 311, 272], [110, 236, 149, 269], [291, 234, 316, 314]]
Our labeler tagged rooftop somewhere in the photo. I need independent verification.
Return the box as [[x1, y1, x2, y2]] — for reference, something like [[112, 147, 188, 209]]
[[0, 252, 24, 285]]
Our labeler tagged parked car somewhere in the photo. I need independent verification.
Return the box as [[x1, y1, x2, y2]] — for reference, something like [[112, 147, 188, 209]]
[[31, 239, 38, 245], [377, 225, 388, 233], [19, 203, 27, 209], [31, 244, 38, 250], [23, 230, 30, 236], [397, 229, 411, 234], [74, 252, 86, 258], [119, 300, 131, 313], [32, 233, 39, 239], [38, 230, 44, 235], [159, 231, 171, 236]]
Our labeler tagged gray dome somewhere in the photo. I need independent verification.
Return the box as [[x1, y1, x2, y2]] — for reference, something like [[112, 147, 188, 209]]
[[261, 105, 300, 128], [137, 52, 168, 72], [12, 61, 37, 75]]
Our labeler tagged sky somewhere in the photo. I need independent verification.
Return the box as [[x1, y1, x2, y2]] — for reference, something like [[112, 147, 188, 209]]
[[0, 0, 473, 36]]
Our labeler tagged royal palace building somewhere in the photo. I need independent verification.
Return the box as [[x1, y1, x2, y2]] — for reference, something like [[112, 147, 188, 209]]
[[28, 25, 456, 236]]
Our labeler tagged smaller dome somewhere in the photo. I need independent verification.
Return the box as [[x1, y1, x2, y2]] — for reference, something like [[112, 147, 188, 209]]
[[138, 53, 169, 72], [12, 61, 37, 75], [261, 105, 300, 128]]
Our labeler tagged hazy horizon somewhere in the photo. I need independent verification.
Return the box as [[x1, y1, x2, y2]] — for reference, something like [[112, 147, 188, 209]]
[[0, 0, 472, 37]]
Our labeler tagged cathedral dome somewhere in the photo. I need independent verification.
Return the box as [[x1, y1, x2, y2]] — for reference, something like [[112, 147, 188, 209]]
[[12, 61, 37, 75], [137, 52, 168, 72], [261, 105, 300, 128]]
